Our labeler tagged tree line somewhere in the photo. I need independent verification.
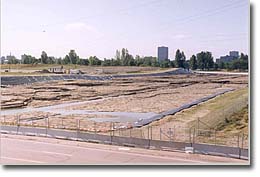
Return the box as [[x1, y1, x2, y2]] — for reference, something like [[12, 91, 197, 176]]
[[2, 48, 248, 71]]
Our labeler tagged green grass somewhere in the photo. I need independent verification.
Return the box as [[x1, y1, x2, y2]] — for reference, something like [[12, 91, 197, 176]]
[[166, 88, 249, 130], [216, 106, 248, 133]]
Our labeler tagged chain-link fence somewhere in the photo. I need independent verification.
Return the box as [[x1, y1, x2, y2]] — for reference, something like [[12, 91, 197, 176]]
[[0, 113, 248, 150]]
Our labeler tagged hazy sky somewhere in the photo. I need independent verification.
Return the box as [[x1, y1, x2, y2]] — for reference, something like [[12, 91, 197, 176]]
[[1, 0, 249, 60]]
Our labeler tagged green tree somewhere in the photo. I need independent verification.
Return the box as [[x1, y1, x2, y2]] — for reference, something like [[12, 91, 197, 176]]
[[7, 56, 19, 64], [143, 57, 152, 66], [197, 52, 206, 70], [21, 54, 38, 64], [128, 55, 135, 66], [115, 50, 121, 66], [189, 55, 197, 70], [197, 51, 214, 70], [41, 51, 48, 64], [214, 63, 219, 70], [160, 59, 170, 68], [68, 50, 79, 64], [175, 49, 182, 68], [151, 57, 160, 67], [183, 60, 190, 70], [135, 55, 143, 66], [175, 50, 186, 68], [219, 62, 225, 69], [121, 48, 127, 65], [56, 58, 63, 65], [229, 53, 248, 71], [64, 55, 70, 64], [170, 60, 175, 68], [205, 52, 214, 70], [81, 59, 89, 65], [102, 58, 111, 66], [47, 56, 55, 64], [89, 56, 101, 66]]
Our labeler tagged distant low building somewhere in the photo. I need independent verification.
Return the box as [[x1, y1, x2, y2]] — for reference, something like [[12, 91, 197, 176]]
[[48, 67, 65, 74], [1, 56, 6, 64], [229, 51, 239, 58], [216, 51, 239, 64], [70, 69, 83, 74]]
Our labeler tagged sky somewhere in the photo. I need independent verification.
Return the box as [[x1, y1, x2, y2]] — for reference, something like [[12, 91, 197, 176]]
[[1, 0, 249, 60]]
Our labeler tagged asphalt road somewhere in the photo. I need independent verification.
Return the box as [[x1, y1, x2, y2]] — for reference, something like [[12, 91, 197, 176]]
[[0, 134, 247, 165]]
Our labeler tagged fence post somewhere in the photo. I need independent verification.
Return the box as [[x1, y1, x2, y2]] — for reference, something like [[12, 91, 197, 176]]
[[16, 115, 20, 134], [169, 128, 173, 141], [147, 126, 151, 149], [79, 119, 81, 131], [150, 126, 153, 140], [174, 125, 176, 140], [17, 115, 20, 126], [189, 128, 192, 144], [110, 122, 112, 137], [147, 126, 150, 140], [76, 119, 79, 140], [61, 118, 64, 129], [237, 134, 241, 159], [214, 129, 217, 146], [197, 118, 200, 135], [110, 122, 113, 144], [112, 122, 115, 137], [193, 127, 196, 144], [241, 133, 244, 149], [160, 128, 162, 140], [94, 122, 97, 134], [45, 117, 48, 136]]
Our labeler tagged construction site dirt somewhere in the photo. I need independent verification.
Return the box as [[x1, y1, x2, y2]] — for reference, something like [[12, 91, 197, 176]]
[[1, 72, 248, 148]]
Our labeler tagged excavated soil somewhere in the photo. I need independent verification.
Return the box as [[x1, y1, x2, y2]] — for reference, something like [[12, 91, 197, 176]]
[[1, 74, 248, 134]]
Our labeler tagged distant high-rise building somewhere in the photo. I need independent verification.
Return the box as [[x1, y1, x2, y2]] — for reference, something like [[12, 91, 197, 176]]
[[158, 46, 168, 62], [229, 51, 239, 58]]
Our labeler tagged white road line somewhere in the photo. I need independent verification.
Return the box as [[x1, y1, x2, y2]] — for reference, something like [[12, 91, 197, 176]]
[[20, 149, 73, 157], [2, 137, 207, 163], [1, 157, 44, 164], [118, 147, 130, 151]]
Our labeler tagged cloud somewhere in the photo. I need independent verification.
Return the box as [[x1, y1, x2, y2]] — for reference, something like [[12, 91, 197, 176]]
[[64, 22, 103, 37]]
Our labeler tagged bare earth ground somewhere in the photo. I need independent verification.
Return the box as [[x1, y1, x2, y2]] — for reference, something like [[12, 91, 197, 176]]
[[1, 73, 248, 147]]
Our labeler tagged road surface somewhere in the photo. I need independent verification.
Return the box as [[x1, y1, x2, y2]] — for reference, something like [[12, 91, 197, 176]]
[[0, 134, 247, 165], [194, 71, 248, 75]]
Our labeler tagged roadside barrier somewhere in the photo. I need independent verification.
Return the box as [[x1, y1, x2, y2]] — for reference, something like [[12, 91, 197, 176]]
[[0, 125, 248, 160]]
